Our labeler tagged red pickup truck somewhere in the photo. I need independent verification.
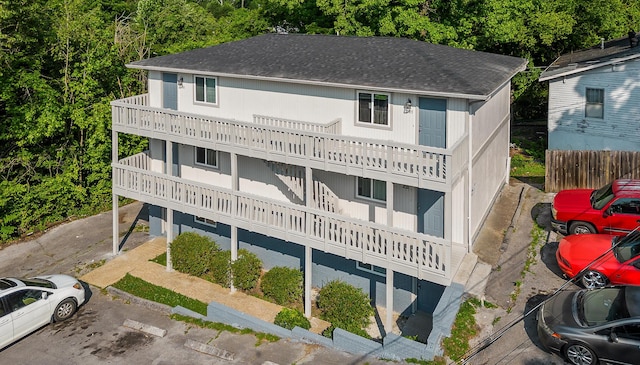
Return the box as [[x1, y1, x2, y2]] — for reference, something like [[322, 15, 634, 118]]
[[551, 179, 640, 236]]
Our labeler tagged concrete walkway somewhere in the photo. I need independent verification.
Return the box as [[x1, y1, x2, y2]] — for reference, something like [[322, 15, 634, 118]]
[[80, 237, 330, 334]]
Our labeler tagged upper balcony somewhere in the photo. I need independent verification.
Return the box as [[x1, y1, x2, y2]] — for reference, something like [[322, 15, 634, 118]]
[[112, 94, 469, 191]]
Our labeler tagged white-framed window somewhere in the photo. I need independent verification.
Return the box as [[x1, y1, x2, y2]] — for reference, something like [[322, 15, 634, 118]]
[[195, 147, 218, 168], [585, 87, 604, 119], [358, 92, 389, 125], [194, 76, 217, 104], [357, 177, 386, 202], [194, 216, 217, 228], [356, 261, 386, 276]]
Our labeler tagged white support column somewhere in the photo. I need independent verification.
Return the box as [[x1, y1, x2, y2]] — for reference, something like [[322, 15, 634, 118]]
[[304, 166, 313, 318], [230, 153, 238, 293], [112, 193, 119, 255], [166, 208, 173, 272], [112, 128, 119, 255], [165, 141, 174, 272], [385, 181, 394, 333], [386, 269, 394, 333]]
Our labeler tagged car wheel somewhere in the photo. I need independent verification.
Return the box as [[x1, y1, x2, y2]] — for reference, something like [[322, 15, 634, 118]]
[[581, 270, 608, 289], [569, 222, 596, 235], [53, 298, 77, 322], [565, 342, 597, 365]]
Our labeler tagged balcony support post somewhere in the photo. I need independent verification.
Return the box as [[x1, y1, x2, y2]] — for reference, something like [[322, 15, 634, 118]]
[[112, 193, 119, 255], [385, 181, 394, 333], [385, 269, 394, 334], [166, 208, 173, 272], [230, 152, 238, 293], [112, 129, 120, 256], [166, 140, 174, 272], [304, 166, 313, 318]]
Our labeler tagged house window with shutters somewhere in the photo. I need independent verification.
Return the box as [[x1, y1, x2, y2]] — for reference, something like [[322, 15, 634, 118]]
[[585, 88, 604, 119], [358, 92, 389, 125]]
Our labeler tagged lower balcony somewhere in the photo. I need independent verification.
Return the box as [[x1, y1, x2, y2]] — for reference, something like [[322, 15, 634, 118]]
[[113, 153, 464, 286]]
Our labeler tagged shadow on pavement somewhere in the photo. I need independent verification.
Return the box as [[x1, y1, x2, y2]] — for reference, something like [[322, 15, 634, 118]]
[[539, 241, 566, 280], [119, 203, 149, 251]]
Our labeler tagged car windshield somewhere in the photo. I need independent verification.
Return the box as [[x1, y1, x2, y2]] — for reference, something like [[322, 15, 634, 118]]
[[613, 233, 640, 262], [591, 183, 615, 210], [577, 287, 630, 326], [21, 278, 56, 289]]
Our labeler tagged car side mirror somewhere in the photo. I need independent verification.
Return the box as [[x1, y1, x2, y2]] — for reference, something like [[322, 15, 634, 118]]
[[604, 208, 612, 217], [41, 292, 48, 300], [610, 332, 619, 343]]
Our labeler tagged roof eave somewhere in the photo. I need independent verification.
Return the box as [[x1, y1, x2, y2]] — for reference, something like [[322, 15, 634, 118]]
[[127, 63, 494, 101], [539, 53, 640, 82]]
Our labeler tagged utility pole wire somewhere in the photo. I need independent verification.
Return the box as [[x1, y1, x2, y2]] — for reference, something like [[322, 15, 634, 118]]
[[459, 225, 640, 364]]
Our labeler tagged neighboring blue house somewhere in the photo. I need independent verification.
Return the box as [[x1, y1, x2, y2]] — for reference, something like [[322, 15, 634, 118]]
[[540, 33, 640, 152]]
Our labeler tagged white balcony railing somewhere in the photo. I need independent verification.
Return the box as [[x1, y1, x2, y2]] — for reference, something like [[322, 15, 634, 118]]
[[113, 154, 452, 284], [112, 94, 468, 189]]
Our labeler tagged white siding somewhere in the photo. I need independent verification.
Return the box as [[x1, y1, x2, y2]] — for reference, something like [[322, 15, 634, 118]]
[[151, 74, 420, 144], [179, 145, 232, 190], [469, 83, 511, 240], [446, 99, 468, 147], [451, 176, 466, 245], [548, 60, 640, 151], [470, 122, 509, 238]]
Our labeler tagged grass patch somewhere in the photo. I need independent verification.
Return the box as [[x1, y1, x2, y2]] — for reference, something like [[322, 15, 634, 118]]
[[510, 131, 546, 186], [112, 273, 208, 315], [151, 252, 167, 266], [508, 224, 546, 312], [440, 297, 485, 362]]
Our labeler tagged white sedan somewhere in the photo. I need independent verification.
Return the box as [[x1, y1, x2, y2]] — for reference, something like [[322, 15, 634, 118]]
[[0, 274, 86, 349]]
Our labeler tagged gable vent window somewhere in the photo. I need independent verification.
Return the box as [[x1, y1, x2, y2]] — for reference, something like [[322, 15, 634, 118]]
[[585, 88, 604, 119], [195, 76, 217, 104], [358, 92, 389, 125], [195, 147, 218, 168]]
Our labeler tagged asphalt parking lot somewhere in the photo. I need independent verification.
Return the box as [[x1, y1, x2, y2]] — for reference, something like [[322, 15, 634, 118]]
[[0, 202, 392, 365], [468, 182, 578, 364]]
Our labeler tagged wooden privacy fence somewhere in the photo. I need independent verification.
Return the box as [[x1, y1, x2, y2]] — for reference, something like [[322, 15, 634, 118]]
[[545, 150, 640, 192]]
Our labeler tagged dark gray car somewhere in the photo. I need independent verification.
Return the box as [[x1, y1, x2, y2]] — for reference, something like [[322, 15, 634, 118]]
[[537, 286, 640, 365]]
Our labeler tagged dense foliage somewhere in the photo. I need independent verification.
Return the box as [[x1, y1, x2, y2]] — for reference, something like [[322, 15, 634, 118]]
[[260, 266, 303, 305], [230, 248, 262, 291], [170, 232, 220, 276], [2, 0, 639, 241], [274, 307, 311, 330], [316, 280, 374, 338], [208, 249, 232, 287]]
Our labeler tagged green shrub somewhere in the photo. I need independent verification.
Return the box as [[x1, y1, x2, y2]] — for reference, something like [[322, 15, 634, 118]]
[[231, 249, 262, 291], [260, 266, 303, 305], [209, 250, 232, 287], [274, 308, 311, 330], [171, 232, 219, 276], [316, 280, 374, 338]]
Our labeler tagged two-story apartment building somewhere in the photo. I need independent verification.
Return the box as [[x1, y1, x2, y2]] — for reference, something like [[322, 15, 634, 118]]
[[111, 34, 526, 333]]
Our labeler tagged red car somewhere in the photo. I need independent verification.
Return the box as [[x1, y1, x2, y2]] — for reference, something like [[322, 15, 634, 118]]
[[556, 232, 640, 288], [551, 179, 640, 236]]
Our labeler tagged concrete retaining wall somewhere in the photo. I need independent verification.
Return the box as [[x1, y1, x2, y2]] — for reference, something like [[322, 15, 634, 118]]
[[171, 301, 443, 362]]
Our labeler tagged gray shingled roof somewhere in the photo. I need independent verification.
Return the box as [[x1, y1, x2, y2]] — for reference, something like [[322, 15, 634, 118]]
[[129, 33, 527, 99], [539, 33, 640, 81]]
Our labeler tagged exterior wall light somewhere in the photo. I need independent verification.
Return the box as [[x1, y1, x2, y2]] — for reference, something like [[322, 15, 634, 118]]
[[404, 99, 412, 113]]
